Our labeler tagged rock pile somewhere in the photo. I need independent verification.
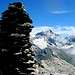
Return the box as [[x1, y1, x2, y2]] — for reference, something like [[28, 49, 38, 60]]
[[0, 2, 36, 75]]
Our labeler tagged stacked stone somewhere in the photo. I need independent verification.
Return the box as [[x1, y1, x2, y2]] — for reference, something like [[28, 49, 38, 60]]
[[0, 2, 37, 75]]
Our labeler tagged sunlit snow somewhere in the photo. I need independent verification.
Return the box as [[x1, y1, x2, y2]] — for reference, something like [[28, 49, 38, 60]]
[[33, 37, 48, 49]]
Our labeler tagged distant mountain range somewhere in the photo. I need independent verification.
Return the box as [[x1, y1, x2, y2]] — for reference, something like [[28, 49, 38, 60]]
[[31, 29, 75, 66]]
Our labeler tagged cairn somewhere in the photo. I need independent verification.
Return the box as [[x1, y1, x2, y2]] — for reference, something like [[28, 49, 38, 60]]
[[0, 2, 37, 75]]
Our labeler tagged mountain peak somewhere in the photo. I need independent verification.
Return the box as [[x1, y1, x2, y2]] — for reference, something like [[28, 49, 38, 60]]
[[36, 31, 45, 36], [47, 29, 53, 33], [35, 29, 54, 36]]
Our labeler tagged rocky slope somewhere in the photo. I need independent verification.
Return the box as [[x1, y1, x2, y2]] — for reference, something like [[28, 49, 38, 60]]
[[38, 57, 75, 75]]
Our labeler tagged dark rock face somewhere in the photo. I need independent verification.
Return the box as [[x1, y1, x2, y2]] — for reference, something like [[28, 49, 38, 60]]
[[0, 2, 36, 75]]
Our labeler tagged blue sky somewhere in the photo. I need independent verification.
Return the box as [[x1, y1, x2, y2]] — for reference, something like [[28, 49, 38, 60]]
[[0, 0, 75, 37]]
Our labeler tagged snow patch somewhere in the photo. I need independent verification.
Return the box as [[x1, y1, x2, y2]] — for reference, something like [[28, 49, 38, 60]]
[[33, 37, 48, 49], [61, 45, 73, 49]]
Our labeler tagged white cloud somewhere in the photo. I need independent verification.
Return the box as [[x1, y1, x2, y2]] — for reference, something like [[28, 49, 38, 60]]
[[57, 26, 75, 35], [52, 26, 75, 37], [30, 26, 75, 37], [51, 10, 71, 14]]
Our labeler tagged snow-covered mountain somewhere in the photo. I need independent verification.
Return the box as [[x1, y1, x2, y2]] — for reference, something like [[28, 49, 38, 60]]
[[31, 29, 75, 66], [31, 29, 73, 49]]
